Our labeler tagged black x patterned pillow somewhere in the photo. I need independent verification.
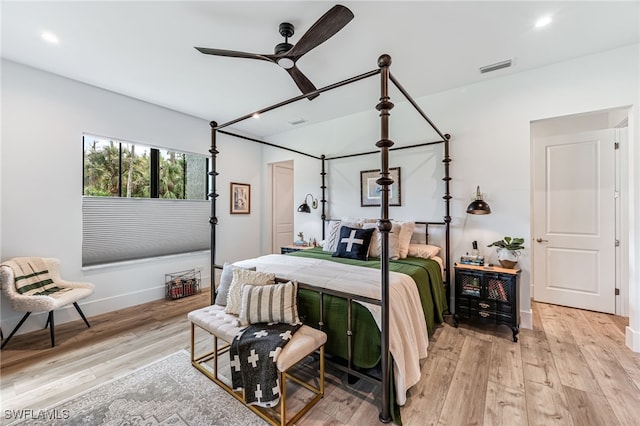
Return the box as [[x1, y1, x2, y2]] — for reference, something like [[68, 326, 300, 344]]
[[332, 226, 375, 261]]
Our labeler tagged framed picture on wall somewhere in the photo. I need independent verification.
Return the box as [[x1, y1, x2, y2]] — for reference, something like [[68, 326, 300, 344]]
[[230, 182, 250, 214], [360, 167, 401, 207]]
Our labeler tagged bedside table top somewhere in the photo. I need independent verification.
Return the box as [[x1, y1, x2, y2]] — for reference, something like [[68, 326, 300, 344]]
[[281, 245, 315, 250], [454, 262, 521, 275]]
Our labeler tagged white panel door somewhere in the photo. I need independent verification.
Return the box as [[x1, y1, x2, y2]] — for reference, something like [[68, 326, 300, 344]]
[[532, 129, 616, 313], [271, 162, 294, 253]]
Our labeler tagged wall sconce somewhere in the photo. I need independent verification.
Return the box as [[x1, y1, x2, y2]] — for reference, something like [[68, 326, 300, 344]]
[[466, 186, 492, 215], [297, 194, 318, 213]]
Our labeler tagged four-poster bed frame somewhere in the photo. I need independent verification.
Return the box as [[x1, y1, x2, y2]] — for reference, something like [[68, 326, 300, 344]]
[[208, 54, 451, 423]]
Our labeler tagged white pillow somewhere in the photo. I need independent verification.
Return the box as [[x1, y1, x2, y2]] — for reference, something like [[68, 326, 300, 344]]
[[407, 243, 440, 259], [214, 262, 256, 306], [323, 220, 362, 252], [225, 269, 275, 315], [239, 281, 300, 326], [362, 222, 401, 259], [396, 221, 415, 259], [363, 223, 380, 258], [341, 217, 376, 223]]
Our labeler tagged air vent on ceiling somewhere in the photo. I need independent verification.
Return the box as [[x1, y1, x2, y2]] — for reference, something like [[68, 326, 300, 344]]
[[479, 59, 512, 74], [288, 118, 307, 125]]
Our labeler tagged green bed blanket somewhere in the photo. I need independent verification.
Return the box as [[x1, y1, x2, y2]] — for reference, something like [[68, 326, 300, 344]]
[[288, 247, 448, 368]]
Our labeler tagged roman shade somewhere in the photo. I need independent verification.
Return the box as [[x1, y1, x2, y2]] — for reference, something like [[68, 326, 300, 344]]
[[82, 196, 209, 267]]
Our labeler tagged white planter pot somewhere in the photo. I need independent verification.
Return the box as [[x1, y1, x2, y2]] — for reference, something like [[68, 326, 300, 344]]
[[497, 248, 519, 268]]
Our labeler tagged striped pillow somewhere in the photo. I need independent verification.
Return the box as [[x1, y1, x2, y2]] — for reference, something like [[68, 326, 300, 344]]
[[239, 281, 300, 326], [225, 269, 275, 315]]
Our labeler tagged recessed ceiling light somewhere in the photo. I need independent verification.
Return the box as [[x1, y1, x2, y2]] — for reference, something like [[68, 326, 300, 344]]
[[41, 31, 59, 44], [535, 15, 552, 29]]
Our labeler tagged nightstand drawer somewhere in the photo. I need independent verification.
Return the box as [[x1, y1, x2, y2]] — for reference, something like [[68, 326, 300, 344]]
[[471, 299, 513, 314], [470, 307, 513, 322]]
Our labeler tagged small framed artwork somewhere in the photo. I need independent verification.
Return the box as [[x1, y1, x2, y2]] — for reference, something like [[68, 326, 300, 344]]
[[230, 182, 250, 214], [360, 167, 401, 207]]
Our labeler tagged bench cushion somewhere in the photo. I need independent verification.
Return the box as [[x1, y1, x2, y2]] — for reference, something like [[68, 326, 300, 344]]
[[188, 304, 326, 371]]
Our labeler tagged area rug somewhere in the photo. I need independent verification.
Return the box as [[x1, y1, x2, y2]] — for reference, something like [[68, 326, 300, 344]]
[[10, 350, 267, 426]]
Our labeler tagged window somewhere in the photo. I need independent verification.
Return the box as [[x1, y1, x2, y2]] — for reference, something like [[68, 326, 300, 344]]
[[82, 134, 211, 267], [82, 135, 208, 200]]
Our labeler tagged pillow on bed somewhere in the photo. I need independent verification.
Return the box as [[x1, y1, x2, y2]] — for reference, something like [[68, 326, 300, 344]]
[[396, 221, 415, 259], [225, 269, 276, 315], [341, 217, 376, 223], [407, 243, 440, 259], [239, 281, 300, 326], [332, 226, 375, 261], [362, 223, 380, 257], [361, 222, 401, 259], [214, 263, 256, 306], [323, 220, 362, 252]]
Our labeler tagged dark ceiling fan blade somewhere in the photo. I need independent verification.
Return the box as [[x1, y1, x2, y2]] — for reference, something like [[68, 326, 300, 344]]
[[194, 47, 275, 63], [286, 5, 354, 58], [286, 65, 319, 100]]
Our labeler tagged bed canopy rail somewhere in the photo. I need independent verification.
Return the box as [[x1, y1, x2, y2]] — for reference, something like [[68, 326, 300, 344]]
[[213, 69, 381, 131], [208, 54, 450, 423]]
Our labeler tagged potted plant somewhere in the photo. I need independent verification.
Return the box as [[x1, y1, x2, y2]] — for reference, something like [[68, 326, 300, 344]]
[[487, 236, 525, 269]]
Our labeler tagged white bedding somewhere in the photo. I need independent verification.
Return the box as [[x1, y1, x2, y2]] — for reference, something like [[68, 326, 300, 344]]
[[233, 254, 429, 405]]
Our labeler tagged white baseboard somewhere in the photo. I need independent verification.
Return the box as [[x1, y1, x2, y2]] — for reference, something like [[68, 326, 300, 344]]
[[626, 326, 640, 352], [1, 274, 211, 338], [520, 308, 533, 330]]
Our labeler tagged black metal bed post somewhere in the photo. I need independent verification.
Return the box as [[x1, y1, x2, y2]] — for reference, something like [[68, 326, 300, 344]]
[[442, 135, 452, 302], [376, 54, 394, 424], [321, 155, 327, 240], [209, 121, 219, 306]]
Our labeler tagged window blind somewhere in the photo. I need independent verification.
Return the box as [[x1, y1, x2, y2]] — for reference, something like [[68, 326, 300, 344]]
[[82, 197, 210, 267]]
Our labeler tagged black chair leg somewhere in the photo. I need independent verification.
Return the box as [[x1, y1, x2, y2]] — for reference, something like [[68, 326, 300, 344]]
[[48, 311, 55, 347], [73, 302, 91, 328], [1, 312, 32, 349]]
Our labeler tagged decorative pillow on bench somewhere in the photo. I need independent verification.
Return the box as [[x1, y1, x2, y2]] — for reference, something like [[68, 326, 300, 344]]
[[215, 263, 256, 306], [239, 281, 301, 326], [225, 269, 275, 315]]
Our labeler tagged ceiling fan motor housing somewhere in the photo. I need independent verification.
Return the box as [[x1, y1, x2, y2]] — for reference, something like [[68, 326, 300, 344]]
[[279, 22, 294, 38]]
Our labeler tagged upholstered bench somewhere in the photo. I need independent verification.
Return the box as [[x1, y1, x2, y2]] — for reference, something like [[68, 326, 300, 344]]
[[188, 304, 326, 426]]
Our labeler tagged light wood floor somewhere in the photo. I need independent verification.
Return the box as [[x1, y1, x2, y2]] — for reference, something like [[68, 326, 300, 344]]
[[1, 290, 639, 425]]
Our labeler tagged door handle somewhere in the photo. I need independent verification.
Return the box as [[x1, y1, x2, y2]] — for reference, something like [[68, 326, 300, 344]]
[[536, 238, 548, 243]]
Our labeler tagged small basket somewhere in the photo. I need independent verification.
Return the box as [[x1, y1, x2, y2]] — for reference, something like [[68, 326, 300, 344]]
[[165, 269, 201, 300]]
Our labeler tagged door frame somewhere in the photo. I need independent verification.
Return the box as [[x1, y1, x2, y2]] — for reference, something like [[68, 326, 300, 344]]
[[530, 107, 629, 316], [267, 160, 294, 254]]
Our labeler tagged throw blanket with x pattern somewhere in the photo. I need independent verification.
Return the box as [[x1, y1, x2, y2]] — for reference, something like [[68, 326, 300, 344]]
[[230, 322, 301, 407]]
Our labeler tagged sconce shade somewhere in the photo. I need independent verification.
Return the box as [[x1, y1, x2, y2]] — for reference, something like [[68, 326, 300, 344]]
[[466, 186, 492, 215], [297, 202, 311, 213], [297, 194, 317, 213]]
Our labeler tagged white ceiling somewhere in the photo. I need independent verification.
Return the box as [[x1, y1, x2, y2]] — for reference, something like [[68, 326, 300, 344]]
[[2, 1, 639, 138]]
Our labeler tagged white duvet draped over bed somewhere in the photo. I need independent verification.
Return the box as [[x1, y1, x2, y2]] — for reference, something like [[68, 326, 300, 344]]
[[233, 254, 429, 405]]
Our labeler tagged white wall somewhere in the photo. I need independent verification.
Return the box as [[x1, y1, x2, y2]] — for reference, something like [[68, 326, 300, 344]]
[[0, 60, 262, 334], [271, 44, 640, 342]]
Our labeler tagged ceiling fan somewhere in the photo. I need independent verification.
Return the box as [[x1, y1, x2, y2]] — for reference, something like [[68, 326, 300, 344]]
[[195, 4, 354, 100]]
